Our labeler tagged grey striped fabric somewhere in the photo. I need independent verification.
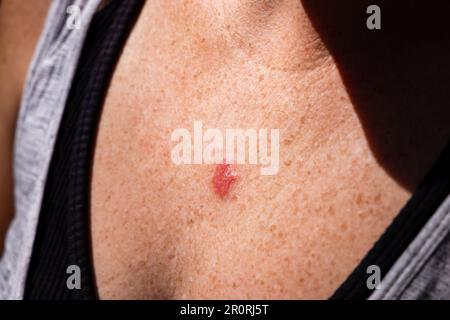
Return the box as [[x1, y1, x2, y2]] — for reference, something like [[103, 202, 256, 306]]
[[0, 0, 102, 300], [1, 0, 449, 300], [369, 194, 450, 300]]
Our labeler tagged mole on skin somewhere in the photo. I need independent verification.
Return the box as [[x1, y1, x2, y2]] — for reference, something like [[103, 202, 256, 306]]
[[212, 163, 238, 199]]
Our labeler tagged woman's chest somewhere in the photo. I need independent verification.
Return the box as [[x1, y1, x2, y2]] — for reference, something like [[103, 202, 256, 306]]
[[88, 6, 410, 298]]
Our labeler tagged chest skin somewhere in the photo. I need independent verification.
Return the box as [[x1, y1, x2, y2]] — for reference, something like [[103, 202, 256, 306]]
[[90, 0, 411, 299]]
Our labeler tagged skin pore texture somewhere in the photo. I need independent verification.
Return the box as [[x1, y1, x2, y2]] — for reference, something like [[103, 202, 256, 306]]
[[0, 0, 51, 256], [89, 0, 450, 299]]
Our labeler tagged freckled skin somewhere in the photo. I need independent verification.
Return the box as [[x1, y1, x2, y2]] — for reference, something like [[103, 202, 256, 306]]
[[89, 0, 448, 299], [213, 164, 238, 199], [90, 0, 410, 299]]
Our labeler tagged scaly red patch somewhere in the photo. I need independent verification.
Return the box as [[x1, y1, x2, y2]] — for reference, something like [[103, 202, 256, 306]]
[[212, 163, 237, 199]]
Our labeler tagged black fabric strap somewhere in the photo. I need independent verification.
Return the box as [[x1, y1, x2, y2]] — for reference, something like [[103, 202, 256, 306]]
[[24, 0, 144, 300]]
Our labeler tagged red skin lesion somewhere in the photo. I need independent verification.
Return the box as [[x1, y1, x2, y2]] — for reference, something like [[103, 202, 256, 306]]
[[212, 163, 238, 199]]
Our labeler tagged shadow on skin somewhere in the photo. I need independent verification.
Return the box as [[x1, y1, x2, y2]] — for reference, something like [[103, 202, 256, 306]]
[[302, 0, 450, 191]]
